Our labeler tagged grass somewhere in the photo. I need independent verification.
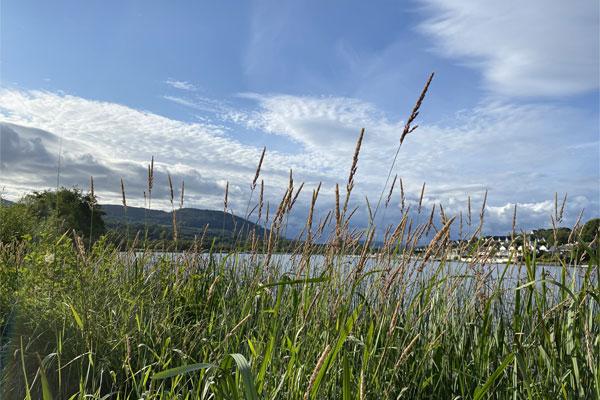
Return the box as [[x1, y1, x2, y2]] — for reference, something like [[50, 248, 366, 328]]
[[1, 75, 598, 399]]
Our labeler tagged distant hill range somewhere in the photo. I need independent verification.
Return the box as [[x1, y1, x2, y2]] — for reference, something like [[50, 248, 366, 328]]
[[101, 204, 269, 248]]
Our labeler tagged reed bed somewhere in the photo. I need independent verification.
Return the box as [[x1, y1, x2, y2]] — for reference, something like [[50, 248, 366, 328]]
[[1, 75, 598, 399]]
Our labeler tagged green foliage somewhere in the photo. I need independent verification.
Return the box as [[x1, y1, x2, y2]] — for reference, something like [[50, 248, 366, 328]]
[[535, 227, 571, 246], [1, 232, 598, 399], [580, 218, 599, 242], [0, 201, 37, 243], [22, 187, 106, 243]]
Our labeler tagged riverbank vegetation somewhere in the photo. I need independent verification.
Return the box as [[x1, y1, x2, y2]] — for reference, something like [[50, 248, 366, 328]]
[[1, 75, 598, 399]]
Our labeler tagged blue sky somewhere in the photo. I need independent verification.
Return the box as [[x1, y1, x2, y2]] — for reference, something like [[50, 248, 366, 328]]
[[1, 0, 598, 237]]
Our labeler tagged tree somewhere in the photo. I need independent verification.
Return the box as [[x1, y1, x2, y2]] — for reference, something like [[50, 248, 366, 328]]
[[536, 227, 571, 246], [580, 218, 599, 243], [22, 187, 106, 243]]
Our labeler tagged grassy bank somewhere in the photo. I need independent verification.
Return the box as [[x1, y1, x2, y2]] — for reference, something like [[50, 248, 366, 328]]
[[1, 216, 598, 399], [1, 75, 598, 399]]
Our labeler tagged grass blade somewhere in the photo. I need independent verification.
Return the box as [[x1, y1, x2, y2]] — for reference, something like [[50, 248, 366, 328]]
[[473, 353, 515, 400], [152, 363, 217, 380]]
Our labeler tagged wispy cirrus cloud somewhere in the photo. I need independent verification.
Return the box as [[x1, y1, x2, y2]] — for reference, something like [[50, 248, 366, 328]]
[[165, 78, 197, 91], [417, 0, 599, 97]]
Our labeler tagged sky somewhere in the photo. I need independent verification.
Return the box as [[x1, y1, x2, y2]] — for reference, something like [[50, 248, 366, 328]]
[[1, 0, 599, 238]]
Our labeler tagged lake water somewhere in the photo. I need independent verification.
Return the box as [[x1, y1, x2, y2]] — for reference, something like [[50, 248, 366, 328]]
[[119, 251, 596, 291]]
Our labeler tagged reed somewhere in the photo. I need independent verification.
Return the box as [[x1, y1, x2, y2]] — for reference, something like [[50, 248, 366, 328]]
[[1, 74, 598, 400]]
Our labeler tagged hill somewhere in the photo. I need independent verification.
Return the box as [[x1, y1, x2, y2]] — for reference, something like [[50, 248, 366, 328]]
[[101, 204, 269, 250]]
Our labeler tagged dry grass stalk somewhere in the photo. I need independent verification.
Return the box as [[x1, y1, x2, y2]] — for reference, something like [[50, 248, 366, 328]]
[[274, 187, 291, 227], [172, 211, 178, 243], [303, 290, 321, 323], [425, 204, 436, 237], [365, 196, 373, 222], [206, 275, 220, 303], [584, 319, 594, 371], [568, 208, 585, 243], [252, 146, 266, 190], [180, 181, 184, 209], [304, 345, 331, 400], [418, 182, 426, 214], [147, 156, 154, 210], [382, 225, 392, 249], [224, 181, 229, 212], [354, 227, 375, 281], [125, 334, 131, 375], [199, 224, 209, 251], [400, 72, 434, 144], [265, 202, 270, 225], [400, 178, 405, 211], [467, 196, 471, 226], [315, 209, 331, 238], [306, 185, 321, 238], [225, 313, 251, 341], [258, 180, 264, 221], [250, 229, 258, 260], [478, 190, 487, 232], [247, 203, 258, 219], [289, 182, 304, 212], [360, 369, 365, 400], [168, 173, 174, 204], [298, 186, 318, 278], [335, 183, 341, 231], [89, 176, 95, 208], [558, 193, 567, 223], [386, 174, 397, 208], [120, 178, 127, 212], [386, 211, 409, 249], [551, 215, 558, 249], [265, 188, 291, 271], [512, 203, 517, 239], [130, 230, 140, 251], [411, 223, 427, 247], [348, 228, 366, 250], [553, 192, 560, 224], [422, 216, 456, 264], [387, 298, 402, 339], [439, 203, 447, 224], [342, 128, 365, 222], [395, 333, 421, 368], [74, 232, 87, 264]]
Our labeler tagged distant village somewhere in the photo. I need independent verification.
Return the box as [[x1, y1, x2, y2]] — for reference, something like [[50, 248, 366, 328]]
[[444, 226, 595, 263]]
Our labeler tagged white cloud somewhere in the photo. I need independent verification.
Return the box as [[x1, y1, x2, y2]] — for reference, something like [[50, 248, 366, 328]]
[[418, 0, 599, 97], [0, 88, 597, 236], [0, 89, 307, 212], [165, 78, 197, 91], [232, 93, 397, 156]]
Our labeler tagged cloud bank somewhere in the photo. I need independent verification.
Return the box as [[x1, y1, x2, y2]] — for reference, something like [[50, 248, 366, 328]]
[[1, 88, 597, 237]]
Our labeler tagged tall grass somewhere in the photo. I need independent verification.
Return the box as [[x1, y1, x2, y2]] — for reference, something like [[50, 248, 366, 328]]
[[1, 75, 598, 399]]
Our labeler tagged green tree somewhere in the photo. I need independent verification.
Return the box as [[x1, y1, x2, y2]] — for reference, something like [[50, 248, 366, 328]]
[[537, 227, 571, 246], [22, 187, 106, 243], [580, 218, 599, 243]]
